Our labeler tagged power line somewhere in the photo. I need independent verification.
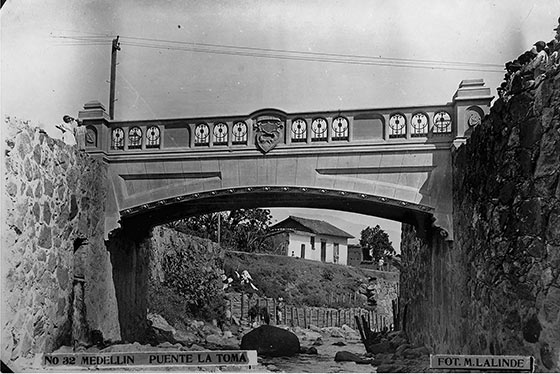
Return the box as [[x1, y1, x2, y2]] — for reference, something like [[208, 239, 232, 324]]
[[120, 41, 503, 72], [120, 34, 503, 68], [50, 34, 505, 72]]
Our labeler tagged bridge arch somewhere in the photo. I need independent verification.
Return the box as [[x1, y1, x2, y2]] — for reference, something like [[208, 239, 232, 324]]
[[118, 185, 436, 238]]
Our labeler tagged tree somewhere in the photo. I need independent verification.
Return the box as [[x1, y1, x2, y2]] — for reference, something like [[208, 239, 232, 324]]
[[166, 208, 276, 252], [359, 225, 395, 261]]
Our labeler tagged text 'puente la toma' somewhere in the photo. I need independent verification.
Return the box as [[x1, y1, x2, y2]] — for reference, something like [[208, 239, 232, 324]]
[[79, 79, 493, 241]]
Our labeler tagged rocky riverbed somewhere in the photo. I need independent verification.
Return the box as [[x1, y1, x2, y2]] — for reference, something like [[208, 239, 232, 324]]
[[11, 313, 430, 372]]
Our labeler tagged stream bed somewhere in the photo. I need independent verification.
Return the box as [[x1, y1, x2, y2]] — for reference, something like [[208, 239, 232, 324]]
[[259, 337, 376, 373]]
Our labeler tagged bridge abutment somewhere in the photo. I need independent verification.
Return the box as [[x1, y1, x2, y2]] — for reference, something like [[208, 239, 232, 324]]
[[106, 227, 152, 343]]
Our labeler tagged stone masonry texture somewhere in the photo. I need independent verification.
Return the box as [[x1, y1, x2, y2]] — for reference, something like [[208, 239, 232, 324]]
[[400, 71, 560, 371], [1, 118, 120, 368]]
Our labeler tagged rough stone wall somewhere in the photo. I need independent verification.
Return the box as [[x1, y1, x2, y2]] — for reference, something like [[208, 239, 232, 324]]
[[147, 226, 225, 325], [1, 119, 120, 366], [400, 72, 560, 371]]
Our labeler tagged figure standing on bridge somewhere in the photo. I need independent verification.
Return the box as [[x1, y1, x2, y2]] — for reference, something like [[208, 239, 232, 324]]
[[60, 115, 86, 150]]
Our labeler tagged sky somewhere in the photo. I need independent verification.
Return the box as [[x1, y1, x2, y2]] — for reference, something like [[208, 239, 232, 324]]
[[2, 0, 558, 250]]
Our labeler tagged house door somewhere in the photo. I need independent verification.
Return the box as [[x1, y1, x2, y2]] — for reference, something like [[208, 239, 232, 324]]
[[320, 241, 326, 262]]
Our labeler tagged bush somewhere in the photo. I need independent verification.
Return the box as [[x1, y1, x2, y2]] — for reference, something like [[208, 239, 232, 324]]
[[322, 268, 334, 281], [150, 228, 227, 323]]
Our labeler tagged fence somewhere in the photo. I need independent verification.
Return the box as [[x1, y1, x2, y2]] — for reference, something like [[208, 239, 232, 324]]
[[225, 293, 391, 331]]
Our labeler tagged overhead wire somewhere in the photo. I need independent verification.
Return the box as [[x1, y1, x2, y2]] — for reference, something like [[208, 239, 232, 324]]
[[50, 33, 505, 72]]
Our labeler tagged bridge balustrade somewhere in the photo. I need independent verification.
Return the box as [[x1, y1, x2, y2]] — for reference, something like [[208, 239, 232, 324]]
[[78, 79, 492, 155]]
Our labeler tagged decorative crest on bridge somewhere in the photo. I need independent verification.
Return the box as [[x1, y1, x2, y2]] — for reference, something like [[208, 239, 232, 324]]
[[253, 116, 284, 154]]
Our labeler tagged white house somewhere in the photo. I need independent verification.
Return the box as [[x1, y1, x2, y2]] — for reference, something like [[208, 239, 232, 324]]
[[269, 216, 353, 265]]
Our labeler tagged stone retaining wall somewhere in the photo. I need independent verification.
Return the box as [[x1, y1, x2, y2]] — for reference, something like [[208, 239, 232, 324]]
[[400, 72, 560, 371], [1, 118, 120, 367]]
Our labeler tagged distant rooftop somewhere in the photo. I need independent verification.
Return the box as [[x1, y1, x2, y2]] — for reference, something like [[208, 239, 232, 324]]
[[271, 216, 354, 238]]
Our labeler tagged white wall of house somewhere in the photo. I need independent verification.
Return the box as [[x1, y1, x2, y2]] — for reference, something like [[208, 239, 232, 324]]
[[285, 230, 348, 265]]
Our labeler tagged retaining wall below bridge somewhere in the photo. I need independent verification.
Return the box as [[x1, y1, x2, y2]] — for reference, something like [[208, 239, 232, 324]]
[[400, 71, 560, 371]]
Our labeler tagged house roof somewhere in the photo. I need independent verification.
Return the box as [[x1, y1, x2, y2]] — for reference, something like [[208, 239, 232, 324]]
[[270, 216, 354, 238]]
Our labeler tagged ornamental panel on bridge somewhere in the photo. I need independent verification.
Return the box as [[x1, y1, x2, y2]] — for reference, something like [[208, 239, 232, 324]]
[[79, 79, 492, 241]]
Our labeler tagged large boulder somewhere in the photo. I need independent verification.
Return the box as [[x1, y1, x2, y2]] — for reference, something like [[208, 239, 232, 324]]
[[240, 325, 300, 357]]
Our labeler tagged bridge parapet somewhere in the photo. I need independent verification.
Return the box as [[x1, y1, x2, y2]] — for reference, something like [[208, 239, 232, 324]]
[[79, 80, 492, 156]]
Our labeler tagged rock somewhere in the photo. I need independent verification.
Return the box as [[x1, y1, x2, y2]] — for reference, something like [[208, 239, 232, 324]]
[[341, 324, 356, 333], [202, 323, 222, 336], [172, 330, 199, 346], [300, 346, 318, 354], [266, 364, 281, 372], [367, 340, 394, 354], [376, 364, 405, 372], [190, 320, 204, 329], [100, 343, 151, 353], [390, 335, 408, 348], [332, 341, 346, 346], [188, 344, 206, 351], [329, 328, 345, 338], [148, 313, 175, 334], [312, 337, 323, 346], [309, 324, 321, 332], [223, 330, 233, 339], [395, 343, 411, 357], [240, 325, 300, 357], [334, 351, 371, 364], [402, 346, 430, 359], [305, 347, 318, 355], [147, 313, 176, 344], [205, 334, 224, 345], [304, 331, 322, 341]]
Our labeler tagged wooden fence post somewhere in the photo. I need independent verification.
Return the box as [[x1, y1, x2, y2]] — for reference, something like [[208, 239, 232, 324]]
[[241, 292, 244, 323]]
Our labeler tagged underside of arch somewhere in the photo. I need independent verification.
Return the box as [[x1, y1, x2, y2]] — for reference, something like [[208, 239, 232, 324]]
[[116, 186, 437, 239]]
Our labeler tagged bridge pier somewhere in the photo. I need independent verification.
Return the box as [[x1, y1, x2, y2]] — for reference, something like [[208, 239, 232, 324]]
[[106, 226, 152, 343]]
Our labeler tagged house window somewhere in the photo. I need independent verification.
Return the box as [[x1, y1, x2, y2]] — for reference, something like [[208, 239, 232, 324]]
[[301, 244, 306, 259], [333, 243, 340, 264], [310, 236, 315, 250]]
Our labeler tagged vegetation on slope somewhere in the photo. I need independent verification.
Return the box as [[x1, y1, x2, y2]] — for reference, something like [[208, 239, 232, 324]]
[[224, 250, 397, 309]]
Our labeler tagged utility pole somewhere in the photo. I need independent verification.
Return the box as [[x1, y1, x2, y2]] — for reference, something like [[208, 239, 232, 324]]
[[109, 36, 120, 120]]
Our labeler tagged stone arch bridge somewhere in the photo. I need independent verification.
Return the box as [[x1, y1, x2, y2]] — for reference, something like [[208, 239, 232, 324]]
[[80, 79, 492, 241]]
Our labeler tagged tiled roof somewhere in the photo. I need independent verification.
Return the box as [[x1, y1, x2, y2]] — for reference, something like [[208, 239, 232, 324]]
[[271, 216, 354, 238]]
